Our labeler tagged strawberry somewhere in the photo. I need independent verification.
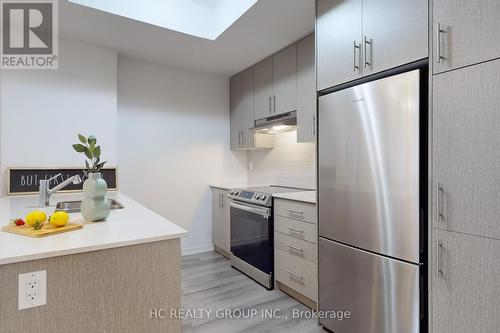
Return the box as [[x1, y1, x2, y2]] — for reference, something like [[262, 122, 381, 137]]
[[13, 218, 25, 226]]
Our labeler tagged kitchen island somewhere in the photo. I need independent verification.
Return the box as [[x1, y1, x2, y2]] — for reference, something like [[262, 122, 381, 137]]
[[0, 192, 187, 333]]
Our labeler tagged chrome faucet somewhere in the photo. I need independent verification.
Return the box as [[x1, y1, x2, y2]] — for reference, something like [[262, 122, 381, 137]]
[[39, 173, 82, 207]]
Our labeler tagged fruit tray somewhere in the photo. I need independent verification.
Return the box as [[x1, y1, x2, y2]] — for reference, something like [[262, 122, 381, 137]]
[[1, 222, 83, 238]]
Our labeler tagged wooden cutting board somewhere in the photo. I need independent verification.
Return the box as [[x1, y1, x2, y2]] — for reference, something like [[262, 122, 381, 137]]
[[2, 222, 83, 238]]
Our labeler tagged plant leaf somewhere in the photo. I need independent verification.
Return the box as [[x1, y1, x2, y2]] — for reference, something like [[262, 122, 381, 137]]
[[94, 146, 101, 158], [85, 160, 91, 171], [78, 134, 87, 144], [88, 135, 97, 145], [84, 147, 93, 160], [72, 144, 86, 153], [96, 161, 107, 171]]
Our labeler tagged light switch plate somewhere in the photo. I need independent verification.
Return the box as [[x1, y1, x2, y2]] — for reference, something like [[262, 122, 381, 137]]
[[18, 270, 47, 310]]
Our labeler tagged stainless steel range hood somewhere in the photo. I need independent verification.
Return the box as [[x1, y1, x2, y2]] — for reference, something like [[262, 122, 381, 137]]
[[254, 111, 297, 134]]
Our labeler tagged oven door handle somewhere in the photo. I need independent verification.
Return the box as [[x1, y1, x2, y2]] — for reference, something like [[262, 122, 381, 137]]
[[230, 201, 270, 218]]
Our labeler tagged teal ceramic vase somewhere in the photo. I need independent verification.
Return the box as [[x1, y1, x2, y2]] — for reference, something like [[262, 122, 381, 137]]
[[81, 172, 110, 222]]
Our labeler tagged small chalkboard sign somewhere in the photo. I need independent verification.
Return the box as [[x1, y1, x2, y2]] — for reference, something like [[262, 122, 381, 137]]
[[8, 167, 118, 195]]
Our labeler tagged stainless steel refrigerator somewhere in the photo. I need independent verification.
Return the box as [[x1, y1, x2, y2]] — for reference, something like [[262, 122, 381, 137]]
[[318, 70, 423, 333]]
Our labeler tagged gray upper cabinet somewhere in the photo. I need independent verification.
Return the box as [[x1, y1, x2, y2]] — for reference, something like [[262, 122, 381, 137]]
[[254, 57, 273, 120], [433, 59, 500, 239], [317, 0, 362, 91], [363, 0, 427, 75], [254, 45, 297, 119], [297, 34, 317, 143], [231, 35, 316, 147], [433, 0, 500, 74], [230, 68, 274, 150], [230, 74, 242, 149], [432, 230, 500, 333], [317, 0, 427, 91], [272, 44, 297, 116], [230, 68, 257, 149], [239, 67, 256, 149]]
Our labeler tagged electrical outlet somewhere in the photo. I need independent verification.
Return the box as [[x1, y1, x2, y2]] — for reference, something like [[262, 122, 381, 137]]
[[18, 270, 46, 310], [249, 162, 254, 171]]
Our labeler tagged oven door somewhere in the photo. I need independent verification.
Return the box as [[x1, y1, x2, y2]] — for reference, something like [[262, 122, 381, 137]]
[[230, 201, 273, 275]]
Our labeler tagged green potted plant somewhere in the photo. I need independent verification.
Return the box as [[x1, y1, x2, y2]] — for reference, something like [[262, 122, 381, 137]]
[[73, 134, 110, 222]]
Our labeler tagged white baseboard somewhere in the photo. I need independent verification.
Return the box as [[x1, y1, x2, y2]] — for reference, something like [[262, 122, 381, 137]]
[[182, 244, 214, 256]]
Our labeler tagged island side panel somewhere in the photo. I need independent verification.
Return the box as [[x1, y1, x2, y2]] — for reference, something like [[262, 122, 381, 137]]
[[0, 239, 181, 333]]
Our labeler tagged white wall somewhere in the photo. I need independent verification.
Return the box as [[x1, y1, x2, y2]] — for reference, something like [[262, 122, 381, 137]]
[[247, 131, 316, 189], [117, 57, 247, 254], [0, 39, 118, 196]]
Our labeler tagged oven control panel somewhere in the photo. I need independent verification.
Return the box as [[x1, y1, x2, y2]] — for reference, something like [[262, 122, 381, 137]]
[[228, 189, 271, 206]]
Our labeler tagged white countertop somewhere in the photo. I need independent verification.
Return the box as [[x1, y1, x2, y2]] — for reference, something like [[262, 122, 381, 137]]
[[273, 191, 317, 204], [0, 192, 187, 265]]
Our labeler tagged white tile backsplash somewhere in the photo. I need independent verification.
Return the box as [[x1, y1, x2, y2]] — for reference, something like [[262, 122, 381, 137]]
[[247, 131, 316, 189]]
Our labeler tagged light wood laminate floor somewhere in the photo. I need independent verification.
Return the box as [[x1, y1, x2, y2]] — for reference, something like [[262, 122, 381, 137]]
[[182, 251, 327, 333]]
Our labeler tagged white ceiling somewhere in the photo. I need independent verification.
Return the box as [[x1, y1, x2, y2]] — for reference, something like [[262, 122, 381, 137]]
[[59, 0, 315, 76]]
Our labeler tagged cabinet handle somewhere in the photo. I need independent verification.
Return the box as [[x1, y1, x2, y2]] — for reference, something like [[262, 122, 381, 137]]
[[288, 227, 304, 234], [436, 182, 445, 221], [364, 36, 372, 68], [287, 270, 304, 280], [436, 241, 444, 278], [288, 245, 304, 253], [312, 114, 316, 136], [273, 95, 276, 112], [219, 194, 222, 208], [287, 209, 304, 216], [353, 41, 361, 72], [436, 23, 446, 63], [269, 96, 272, 114]]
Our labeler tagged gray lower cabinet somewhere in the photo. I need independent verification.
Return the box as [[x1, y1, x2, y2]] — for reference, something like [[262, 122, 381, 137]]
[[363, 0, 427, 75], [433, 0, 500, 74], [297, 34, 316, 143], [274, 199, 318, 308], [212, 188, 230, 257], [254, 57, 274, 120], [433, 229, 500, 333], [272, 44, 297, 116], [316, 0, 362, 91], [433, 59, 500, 239]]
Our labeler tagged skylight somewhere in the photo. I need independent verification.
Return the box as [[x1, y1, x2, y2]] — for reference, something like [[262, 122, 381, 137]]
[[69, 0, 258, 40]]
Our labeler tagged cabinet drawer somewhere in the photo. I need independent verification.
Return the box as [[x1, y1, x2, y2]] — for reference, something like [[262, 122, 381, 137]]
[[275, 216, 317, 244], [275, 199, 317, 224], [275, 232, 317, 264], [276, 248, 317, 301]]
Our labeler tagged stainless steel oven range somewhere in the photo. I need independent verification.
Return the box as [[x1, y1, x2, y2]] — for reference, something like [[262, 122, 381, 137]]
[[228, 186, 304, 290]]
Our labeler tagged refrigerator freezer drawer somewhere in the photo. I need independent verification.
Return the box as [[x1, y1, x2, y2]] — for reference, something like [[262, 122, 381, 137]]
[[319, 237, 420, 333]]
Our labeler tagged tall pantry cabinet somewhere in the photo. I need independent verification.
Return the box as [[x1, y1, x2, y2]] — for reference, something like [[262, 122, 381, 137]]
[[431, 1, 500, 333]]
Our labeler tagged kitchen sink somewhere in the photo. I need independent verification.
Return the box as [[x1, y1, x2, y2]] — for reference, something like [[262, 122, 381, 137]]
[[55, 199, 124, 213]]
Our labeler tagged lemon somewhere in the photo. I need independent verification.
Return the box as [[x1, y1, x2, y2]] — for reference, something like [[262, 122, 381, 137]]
[[25, 211, 47, 227], [50, 211, 69, 227]]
